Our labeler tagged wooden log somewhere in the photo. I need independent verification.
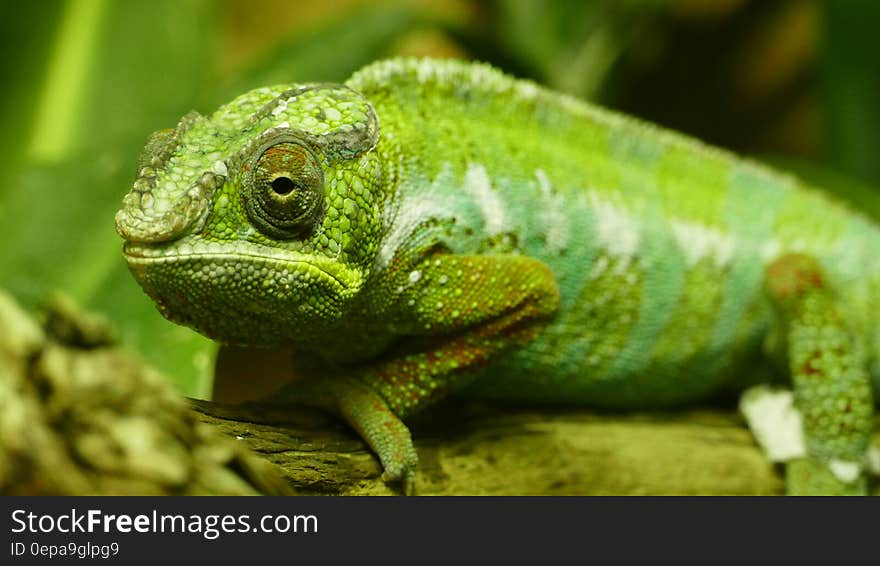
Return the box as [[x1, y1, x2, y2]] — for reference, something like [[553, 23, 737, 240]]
[[192, 398, 797, 495]]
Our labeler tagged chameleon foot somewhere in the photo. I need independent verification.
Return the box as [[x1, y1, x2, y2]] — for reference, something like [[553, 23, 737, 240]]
[[278, 376, 419, 494], [335, 378, 419, 495]]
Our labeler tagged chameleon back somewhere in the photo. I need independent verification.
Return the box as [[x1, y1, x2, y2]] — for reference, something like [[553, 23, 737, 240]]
[[347, 59, 880, 407]]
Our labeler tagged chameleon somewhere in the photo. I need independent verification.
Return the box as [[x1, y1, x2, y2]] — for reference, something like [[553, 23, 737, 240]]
[[115, 58, 878, 495]]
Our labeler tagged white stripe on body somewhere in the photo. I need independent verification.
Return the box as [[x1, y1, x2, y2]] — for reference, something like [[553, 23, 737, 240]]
[[535, 169, 569, 254]]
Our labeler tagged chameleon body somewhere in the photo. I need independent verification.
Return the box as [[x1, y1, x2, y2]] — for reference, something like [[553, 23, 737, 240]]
[[116, 58, 878, 494]]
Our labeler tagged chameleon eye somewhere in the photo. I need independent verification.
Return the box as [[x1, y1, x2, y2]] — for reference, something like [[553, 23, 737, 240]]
[[244, 142, 324, 239]]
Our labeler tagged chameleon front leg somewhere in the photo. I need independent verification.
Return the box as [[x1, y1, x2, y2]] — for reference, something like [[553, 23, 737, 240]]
[[764, 254, 875, 495], [281, 253, 560, 493], [279, 375, 420, 492]]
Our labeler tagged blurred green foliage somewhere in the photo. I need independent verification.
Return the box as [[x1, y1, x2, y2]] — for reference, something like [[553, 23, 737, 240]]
[[821, 0, 880, 185], [1, 0, 878, 398], [1, 0, 222, 397]]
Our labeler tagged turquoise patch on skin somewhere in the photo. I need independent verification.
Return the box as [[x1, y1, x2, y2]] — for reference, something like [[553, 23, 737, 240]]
[[603, 220, 686, 381], [601, 127, 686, 381], [709, 164, 790, 356], [552, 192, 597, 312], [519, 191, 598, 382]]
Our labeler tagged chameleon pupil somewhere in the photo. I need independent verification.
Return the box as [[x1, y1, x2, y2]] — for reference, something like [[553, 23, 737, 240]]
[[271, 176, 296, 195]]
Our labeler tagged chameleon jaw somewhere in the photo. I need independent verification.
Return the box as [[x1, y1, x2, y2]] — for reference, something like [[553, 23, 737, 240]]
[[122, 246, 354, 293], [122, 244, 364, 346]]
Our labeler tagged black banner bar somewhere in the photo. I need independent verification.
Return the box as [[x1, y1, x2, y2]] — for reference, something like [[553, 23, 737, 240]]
[[1, 497, 875, 563]]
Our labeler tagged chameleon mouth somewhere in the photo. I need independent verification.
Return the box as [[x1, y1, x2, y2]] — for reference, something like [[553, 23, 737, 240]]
[[122, 242, 359, 292]]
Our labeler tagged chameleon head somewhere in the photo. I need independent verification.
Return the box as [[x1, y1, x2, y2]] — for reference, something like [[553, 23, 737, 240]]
[[115, 84, 385, 346]]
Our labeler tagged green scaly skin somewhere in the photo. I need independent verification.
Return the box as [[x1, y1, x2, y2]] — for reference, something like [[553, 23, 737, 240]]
[[116, 58, 877, 494]]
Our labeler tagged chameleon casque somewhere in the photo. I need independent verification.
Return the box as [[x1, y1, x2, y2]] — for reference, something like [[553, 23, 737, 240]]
[[116, 58, 878, 495]]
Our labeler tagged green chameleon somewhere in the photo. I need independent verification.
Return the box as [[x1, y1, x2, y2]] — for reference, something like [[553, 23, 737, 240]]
[[115, 58, 878, 495]]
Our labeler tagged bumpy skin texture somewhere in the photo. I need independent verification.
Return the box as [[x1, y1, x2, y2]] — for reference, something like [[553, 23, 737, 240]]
[[116, 58, 878, 494]]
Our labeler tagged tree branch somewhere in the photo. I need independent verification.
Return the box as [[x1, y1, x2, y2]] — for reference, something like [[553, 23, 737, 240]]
[[192, 398, 794, 495]]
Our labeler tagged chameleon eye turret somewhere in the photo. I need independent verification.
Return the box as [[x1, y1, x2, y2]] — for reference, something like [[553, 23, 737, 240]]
[[115, 111, 216, 244], [243, 139, 325, 239]]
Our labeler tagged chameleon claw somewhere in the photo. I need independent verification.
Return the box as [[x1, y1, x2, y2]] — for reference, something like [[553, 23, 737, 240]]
[[378, 440, 419, 495], [382, 464, 417, 496], [403, 470, 416, 496]]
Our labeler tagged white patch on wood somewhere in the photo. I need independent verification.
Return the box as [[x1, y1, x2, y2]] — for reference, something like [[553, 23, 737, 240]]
[[588, 190, 639, 263], [670, 220, 736, 268], [464, 163, 507, 236], [739, 385, 806, 462], [535, 169, 569, 253]]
